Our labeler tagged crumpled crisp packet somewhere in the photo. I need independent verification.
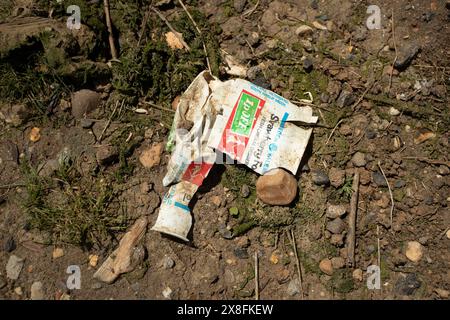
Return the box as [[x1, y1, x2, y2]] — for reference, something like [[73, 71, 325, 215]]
[[151, 71, 318, 241]]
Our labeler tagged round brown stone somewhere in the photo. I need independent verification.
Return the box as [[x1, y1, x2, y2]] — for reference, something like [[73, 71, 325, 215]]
[[256, 168, 298, 205]]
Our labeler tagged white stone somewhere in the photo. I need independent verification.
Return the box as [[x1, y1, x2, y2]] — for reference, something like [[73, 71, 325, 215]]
[[162, 286, 173, 299], [295, 25, 314, 36], [389, 107, 400, 116]]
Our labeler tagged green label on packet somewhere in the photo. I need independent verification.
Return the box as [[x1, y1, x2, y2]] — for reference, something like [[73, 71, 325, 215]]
[[231, 92, 260, 137]]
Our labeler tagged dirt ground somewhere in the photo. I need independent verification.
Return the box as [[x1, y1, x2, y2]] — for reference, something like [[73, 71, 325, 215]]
[[0, 0, 449, 300]]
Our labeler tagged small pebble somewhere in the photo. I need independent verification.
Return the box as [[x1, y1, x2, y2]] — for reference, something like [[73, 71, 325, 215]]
[[326, 204, 346, 219], [30, 281, 44, 300], [394, 180, 406, 188], [366, 130, 377, 139], [162, 255, 175, 269], [286, 279, 301, 296], [326, 218, 346, 234], [372, 171, 388, 187], [329, 168, 345, 188], [319, 258, 333, 275], [395, 273, 421, 296], [218, 224, 233, 239], [80, 119, 94, 129], [91, 282, 103, 290], [14, 287, 23, 296], [351, 152, 367, 167], [6, 255, 24, 280], [162, 286, 173, 299], [330, 234, 344, 246], [88, 254, 99, 268], [438, 165, 449, 176], [52, 248, 64, 259], [389, 107, 400, 116], [435, 288, 449, 299], [331, 257, 345, 269], [405, 241, 423, 262], [352, 269, 363, 282], [303, 57, 313, 73], [240, 184, 250, 198], [211, 196, 222, 207], [233, 247, 249, 259]]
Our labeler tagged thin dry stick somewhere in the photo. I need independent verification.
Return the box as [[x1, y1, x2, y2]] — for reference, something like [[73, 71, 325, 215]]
[[290, 229, 305, 299], [351, 84, 372, 111], [137, 6, 151, 48], [177, 0, 212, 73], [103, 0, 118, 60], [347, 171, 360, 267], [98, 100, 121, 143], [151, 6, 191, 51], [377, 161, 394, 230], [388, 8, 398, 92], [143, 101, 176, 113], [0, 183, 25, 189], [254, 252, 259, 300], [325, 119, 344, 145], [377, 225, 381, 273]]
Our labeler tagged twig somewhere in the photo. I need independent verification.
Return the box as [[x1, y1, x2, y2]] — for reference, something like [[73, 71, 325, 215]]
[[347, 171, 359, 267], [290, 229, 305, 299], [325, 119, 344, 145], [103, 0, 119, 60], [151, 6, 191, 51], [440, 227, 450, 239], [388, 8, 398, 92], [242, 0, 260, 17], [245, 39, 255, 56], [254, 252, 259, 300], [0, 183, 25, 189], [377, 225, 381, 272], [377, 161, 394, 230], [98, 100, 121, 143], [137, 6, 151, 48], [142, 101, 176, 113], [351, 84, 372, 111], [177, 0, 211, 73]]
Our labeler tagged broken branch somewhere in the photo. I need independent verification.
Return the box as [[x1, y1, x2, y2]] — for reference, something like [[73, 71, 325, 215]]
[[177, 0, 211, 73], [103, 0, 119, 60]]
